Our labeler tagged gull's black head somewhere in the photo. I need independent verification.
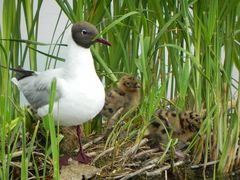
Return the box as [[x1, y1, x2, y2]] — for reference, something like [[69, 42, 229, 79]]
[[71, 21, 111, 48]]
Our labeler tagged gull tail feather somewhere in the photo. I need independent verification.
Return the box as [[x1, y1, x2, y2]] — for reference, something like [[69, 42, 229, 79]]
[[0, 65, 35, 80]]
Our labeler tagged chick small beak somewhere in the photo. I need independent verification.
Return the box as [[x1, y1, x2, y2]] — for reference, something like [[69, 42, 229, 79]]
[[96, 38, 111, 46], [135, 83, 141, 88]]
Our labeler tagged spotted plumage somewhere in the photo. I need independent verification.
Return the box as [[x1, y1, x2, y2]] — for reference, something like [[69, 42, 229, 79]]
[[146, 109, 204, 148], [101, 75, 141, 119]]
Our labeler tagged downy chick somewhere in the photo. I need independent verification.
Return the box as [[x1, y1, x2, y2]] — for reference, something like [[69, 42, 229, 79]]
[[146, 109, 204, 149], [102, 75, 141, 119]]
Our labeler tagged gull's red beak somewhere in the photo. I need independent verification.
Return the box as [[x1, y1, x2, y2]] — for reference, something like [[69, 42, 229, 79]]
[[96, 38, 111, 46]]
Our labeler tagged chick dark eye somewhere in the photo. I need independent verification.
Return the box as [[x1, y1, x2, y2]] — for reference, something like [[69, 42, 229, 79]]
[[81, 29, 87, 35], [108, 108, 113, 113]]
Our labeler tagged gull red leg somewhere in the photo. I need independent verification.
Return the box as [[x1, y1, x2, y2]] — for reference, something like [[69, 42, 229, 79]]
[[59, 154, 70, 168], [74, 125, 91, 163]]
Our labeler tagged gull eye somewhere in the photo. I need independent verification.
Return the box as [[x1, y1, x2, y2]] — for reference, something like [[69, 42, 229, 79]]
[[81, 29, 87, 35]]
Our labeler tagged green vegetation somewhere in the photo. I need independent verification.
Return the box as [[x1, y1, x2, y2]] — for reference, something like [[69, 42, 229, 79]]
[[0, 0, 239, 179]]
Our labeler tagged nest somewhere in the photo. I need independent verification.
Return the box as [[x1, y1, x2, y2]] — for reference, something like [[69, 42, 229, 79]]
[[82, 136, 188, 179], [8, 108, 214, 179]]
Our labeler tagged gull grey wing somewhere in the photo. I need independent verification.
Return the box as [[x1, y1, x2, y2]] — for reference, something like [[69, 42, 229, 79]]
[[17, 69, 63, 109]]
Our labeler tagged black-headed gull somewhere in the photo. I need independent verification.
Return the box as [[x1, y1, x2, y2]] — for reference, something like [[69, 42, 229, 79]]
[[11, 21, 111, 166]]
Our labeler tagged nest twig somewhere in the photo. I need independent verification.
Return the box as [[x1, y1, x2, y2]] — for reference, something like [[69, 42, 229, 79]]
[[103, 107, 125, 138], [146, 161, 184, 177], [122, 138, 149, 159], [83, 135, 105, 150], [92, 147, 115, 165], [119, 164, 156, 180], [133, 148, 159, 160]]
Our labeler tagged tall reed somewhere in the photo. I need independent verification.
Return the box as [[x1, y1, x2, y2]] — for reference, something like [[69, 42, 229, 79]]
[[55, 0, 240, 174]]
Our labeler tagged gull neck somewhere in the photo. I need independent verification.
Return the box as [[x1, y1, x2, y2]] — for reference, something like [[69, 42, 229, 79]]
[[63, 37, 97, 79]]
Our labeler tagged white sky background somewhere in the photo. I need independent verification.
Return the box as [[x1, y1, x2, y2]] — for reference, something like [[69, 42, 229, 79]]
[[0, 1, 238, 102], [27, 1, 69, 70], [0, 0, 70, 70]]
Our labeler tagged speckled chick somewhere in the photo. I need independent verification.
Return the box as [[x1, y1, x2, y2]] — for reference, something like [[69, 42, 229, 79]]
[[102, 75, 141, 119], [146, 109, 204, 149]]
